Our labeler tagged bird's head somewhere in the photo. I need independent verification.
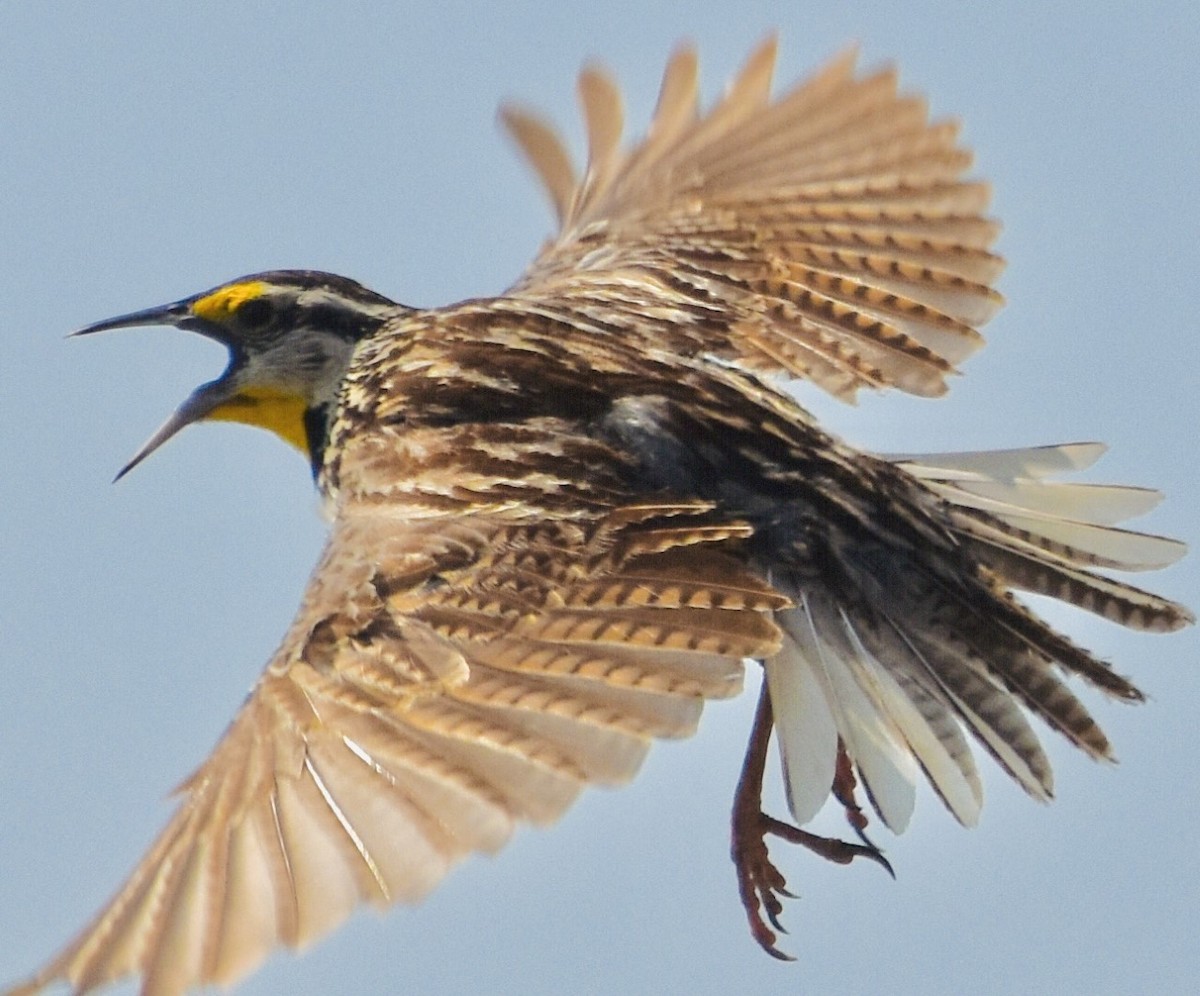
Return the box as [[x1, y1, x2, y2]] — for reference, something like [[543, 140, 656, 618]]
[[75, 270, 403, 478]]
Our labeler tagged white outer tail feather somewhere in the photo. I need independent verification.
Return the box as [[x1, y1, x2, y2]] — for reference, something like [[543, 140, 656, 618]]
[[767, 442, 1187, 834]]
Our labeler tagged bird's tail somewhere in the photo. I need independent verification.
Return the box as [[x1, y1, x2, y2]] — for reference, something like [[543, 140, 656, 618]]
[[764, 442, 1191, 835]]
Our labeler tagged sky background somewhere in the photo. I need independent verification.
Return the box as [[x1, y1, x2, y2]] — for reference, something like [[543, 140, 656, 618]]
[[1, 2, 1197, 994]]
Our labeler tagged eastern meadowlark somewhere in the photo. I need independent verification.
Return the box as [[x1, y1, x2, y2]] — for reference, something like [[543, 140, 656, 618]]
[[9, 37, 1192, 996]]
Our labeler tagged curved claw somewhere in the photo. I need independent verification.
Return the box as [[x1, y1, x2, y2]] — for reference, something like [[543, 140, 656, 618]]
[[765, 901, 788, 934], [730, 681, 897, 960], [732, 807, 796, 960], [734, 809, 896, 958]]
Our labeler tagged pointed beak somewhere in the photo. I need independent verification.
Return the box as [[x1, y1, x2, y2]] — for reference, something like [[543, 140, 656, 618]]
[[71, 299, 196, 338], [74, 296, 241, 480], [111, 379, 236, 481]]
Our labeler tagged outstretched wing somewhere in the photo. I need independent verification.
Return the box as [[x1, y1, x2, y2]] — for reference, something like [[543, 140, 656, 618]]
[[12, 424, 786, 996], [501, 36, 1003, 401]]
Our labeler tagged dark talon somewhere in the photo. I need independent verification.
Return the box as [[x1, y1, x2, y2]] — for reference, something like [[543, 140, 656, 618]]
[[854, 824, 880, 850], [765, 904, 787, 933], [730, 681, 896, 959]]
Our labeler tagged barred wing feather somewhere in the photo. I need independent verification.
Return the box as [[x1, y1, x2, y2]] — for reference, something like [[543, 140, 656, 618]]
[[11, 486, 785, 996], [503, 36, 1003, 400]]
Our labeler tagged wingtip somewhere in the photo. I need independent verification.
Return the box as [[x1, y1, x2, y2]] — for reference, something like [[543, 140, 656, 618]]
[[498, 101, 577, 226]]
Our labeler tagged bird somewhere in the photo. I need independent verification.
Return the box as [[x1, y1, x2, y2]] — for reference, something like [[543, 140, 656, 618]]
[[7, 36, 1191, 996]]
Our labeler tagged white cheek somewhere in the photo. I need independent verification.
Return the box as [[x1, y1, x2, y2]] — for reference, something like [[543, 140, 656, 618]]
[[249, 335, 356, 398]]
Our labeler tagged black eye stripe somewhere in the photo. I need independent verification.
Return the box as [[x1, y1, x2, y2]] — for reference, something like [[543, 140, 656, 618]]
[[238, 297, 274, 330], [305, 302, 383, 340]]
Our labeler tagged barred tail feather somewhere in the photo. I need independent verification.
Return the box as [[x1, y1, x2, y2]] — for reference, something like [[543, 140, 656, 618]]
[[763, 629, 840, 826], [893, 443, 1193, 632], [843, 618, 984, 826], [771, 597, 919, 832], [766, 440, 1188, 837]]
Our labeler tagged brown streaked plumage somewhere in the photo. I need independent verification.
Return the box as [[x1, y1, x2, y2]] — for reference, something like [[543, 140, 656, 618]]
[[8, 36, 1190, 995]]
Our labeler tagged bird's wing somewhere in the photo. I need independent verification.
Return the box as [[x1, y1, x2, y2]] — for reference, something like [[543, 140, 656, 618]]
[[501, 36, 1003, 401], [11, 427, 786, 996]]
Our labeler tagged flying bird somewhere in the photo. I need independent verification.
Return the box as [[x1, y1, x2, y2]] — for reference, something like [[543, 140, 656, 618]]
[[8, 37, 1191, 996]]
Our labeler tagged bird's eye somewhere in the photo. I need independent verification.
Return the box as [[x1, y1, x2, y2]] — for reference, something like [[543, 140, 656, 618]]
[[237, 297, 274, 331]]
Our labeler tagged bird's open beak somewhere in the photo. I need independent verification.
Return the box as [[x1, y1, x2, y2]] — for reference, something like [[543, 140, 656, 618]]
[[73, 298, 241, 480]]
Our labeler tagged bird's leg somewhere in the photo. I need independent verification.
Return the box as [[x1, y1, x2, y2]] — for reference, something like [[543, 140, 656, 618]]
[[830, 739, 889, 858], [831, 739, 868, 833], [731, 680, 796, 960], [730, 680, 894, 960]]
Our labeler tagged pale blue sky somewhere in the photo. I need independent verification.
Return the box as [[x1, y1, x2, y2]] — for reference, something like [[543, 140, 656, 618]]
[[2, 3, 1197, 994]]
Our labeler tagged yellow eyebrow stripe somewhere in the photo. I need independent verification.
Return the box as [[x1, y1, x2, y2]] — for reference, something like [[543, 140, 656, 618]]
[[192, 281, 268, 323]]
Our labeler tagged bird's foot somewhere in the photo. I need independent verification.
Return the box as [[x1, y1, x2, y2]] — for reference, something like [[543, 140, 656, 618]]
[[730, 683, 893, 959], [731, 805, 892, 960]]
